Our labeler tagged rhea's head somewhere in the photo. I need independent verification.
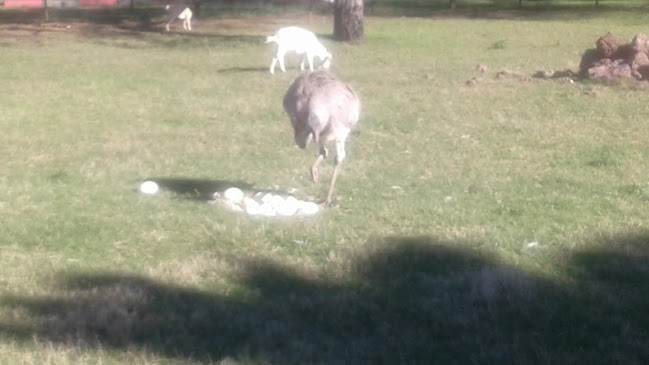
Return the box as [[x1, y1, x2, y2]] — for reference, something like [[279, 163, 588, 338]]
[[293, 122, 313, 149]]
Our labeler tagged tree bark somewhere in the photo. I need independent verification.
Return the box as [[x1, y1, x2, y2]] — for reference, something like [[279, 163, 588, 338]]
[[192, 0, 203, 18], [42, 0, 48, 22], [334, 0, 363, 42]]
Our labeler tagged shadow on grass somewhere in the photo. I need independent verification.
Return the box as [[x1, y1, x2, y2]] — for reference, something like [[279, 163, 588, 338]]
[[75, 21, 267, 49], [369, 0, 649, 20], [139, 177, 295, 201], [142, 177, 255, 200], [1, 235, 648, 363], [218, 66, 270, 73]]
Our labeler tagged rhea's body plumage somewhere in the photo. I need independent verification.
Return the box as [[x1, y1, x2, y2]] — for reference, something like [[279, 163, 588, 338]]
[[283, 71, 360, 205]]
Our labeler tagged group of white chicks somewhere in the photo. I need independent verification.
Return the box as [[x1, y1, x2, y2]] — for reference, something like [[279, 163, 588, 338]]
[[214, 187, 320, 217]]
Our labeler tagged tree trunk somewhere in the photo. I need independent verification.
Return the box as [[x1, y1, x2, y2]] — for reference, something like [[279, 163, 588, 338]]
[[449, 0, 456, 10], [192, 0, 203, 18], [334, 0, 363, 42], [42, 0, 48, 22]]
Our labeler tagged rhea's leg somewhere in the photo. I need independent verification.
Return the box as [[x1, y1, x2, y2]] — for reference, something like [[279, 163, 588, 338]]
[[325, 136, 348, 205], [310, 146, 327, 184], [325, 161, 342, 205]]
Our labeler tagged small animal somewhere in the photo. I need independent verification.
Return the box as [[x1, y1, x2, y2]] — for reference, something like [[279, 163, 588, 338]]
[[165, 4, 192, 32], [266, 26, 332, 74], [283, 71, 360, 205]]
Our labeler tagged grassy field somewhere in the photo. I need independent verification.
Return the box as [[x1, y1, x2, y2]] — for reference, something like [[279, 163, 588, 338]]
[[1, 1, 649, 364]]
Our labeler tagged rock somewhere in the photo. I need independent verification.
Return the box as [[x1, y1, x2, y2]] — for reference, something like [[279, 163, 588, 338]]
[[582, 32, 649, 81], [596, 32, 619, 58]]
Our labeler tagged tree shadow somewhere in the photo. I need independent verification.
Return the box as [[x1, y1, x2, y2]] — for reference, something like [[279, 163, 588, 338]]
[[1, 234, 648, 363], [77, 23, 267, 49], [218, 66, 269, 73], [370, 0, 649, 20]]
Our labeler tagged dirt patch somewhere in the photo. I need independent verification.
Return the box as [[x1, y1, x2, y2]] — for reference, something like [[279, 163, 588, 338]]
[[465, 33, 649, 86], [463, 64, 575, 87], [0, 15, 315, 38]]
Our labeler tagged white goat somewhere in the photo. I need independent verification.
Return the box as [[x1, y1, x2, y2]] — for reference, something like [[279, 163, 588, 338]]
[[165, 4, 192, 32], [265, 26, 332, 75]]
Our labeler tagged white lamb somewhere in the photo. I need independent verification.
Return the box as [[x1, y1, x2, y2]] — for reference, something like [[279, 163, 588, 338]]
[[165, 4, 192, 32], [265, 26, 332, 75]]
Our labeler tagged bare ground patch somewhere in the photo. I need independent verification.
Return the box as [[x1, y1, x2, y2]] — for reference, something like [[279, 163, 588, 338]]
[[0, 15, 319, 39]]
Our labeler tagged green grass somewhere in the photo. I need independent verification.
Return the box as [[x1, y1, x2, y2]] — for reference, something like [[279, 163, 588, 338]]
[[1, 1, 649, 364]]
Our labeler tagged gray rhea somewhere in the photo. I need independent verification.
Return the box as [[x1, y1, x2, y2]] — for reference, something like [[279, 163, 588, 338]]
[[283, 71, 360, 205]]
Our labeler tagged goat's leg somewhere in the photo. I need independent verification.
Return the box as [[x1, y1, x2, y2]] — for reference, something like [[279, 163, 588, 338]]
[[307, 54, 315, 71], [300, 56, 306, 71], [278, 54, 287, 72], [269, 57, 279, 74], [165, 21, 172, 31]]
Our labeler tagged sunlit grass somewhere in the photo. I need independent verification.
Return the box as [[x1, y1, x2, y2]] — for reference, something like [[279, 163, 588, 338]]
[[0, 2, 649, 363]]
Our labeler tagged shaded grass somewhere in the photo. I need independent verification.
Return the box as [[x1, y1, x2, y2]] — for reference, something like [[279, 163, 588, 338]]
[[1, 236, 649, 364]]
